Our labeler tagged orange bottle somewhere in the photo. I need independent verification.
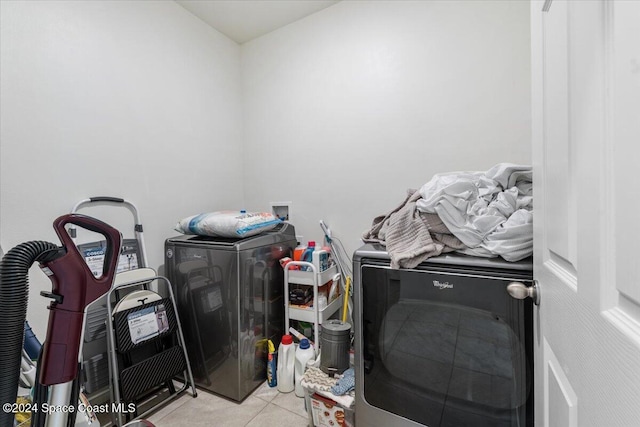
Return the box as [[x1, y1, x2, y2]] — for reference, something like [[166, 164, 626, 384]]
[[293, 245, 306, 262]]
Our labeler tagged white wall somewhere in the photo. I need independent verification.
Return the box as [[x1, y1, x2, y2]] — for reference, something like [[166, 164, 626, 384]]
[[0, 0, 531, 337], [241, 0, 531, 255], [0, 0, 243, 337]]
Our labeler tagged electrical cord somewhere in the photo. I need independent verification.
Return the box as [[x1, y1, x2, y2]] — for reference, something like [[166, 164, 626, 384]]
[[320, 222, 354, 325], [330, 236, 353, 280]]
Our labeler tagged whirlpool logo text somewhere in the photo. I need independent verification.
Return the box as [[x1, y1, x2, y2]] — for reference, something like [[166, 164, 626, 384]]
[[432, 280, 454, 290]]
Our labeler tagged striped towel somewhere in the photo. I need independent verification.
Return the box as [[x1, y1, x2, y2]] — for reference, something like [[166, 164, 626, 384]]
[[362, 189, 466, 269]]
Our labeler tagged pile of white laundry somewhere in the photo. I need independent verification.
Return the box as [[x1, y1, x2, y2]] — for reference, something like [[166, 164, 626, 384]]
[[363, 163, 532, 268], [416, 163, 532, 261]]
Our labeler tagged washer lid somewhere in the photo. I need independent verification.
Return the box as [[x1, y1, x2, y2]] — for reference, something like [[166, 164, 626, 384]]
[[354, 243, 533, 272]]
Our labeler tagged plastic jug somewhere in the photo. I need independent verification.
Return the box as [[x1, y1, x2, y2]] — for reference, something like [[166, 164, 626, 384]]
[[294, 338, 315, 397], [277, 334, 295, 393]]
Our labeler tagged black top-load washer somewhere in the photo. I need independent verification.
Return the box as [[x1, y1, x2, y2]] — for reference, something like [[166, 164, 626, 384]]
[[164, 223, 297, 401]]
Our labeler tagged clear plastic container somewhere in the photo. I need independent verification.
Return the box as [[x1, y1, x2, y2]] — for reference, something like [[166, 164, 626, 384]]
[[312, 248, 329, 272]]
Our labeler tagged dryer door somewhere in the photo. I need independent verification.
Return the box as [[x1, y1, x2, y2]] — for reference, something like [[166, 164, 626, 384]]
[[356, 263, 533, 427]]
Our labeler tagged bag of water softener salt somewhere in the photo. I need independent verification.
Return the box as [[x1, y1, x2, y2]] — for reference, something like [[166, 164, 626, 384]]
[[175, 210, 282, 238]]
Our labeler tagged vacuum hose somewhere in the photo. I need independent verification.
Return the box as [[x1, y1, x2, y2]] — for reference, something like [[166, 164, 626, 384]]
[[0, 241, 60, 427]]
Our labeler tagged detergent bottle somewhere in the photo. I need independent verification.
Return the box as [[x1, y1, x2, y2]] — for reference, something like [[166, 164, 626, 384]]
[[277, 335, 295, 393], [293, 244, 306, 262], [292, 243, 307, 271], [302, 241, 316, 271], [267, 339, 277, 387], [294, 338, 315, 397]]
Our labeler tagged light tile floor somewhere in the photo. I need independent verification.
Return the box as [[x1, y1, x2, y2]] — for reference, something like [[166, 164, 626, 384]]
[[146, 382, 310, 427]]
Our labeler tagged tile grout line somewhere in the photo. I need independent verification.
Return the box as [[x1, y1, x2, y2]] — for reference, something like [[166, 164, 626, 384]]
[[246, 401, 310, 427], [243, 404, 264, 427], [146, 394, 192, 425], [270, 395, 309, 421]]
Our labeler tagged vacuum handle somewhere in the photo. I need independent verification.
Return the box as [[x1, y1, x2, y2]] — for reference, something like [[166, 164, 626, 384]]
[[53, 213, 122, 286], [39, 214, 122, 385]]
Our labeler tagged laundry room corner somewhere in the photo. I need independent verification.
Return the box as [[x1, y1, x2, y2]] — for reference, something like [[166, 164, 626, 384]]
[[239, 0, 532, 257], [0, 0, 245, 338]]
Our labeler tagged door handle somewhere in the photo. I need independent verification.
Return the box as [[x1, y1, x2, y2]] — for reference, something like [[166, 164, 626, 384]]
[[507, 280, 540, 305]]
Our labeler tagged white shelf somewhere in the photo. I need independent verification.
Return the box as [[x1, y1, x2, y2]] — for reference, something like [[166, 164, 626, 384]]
[[287, 264, 338, 286], [288, 294, 343, 324], [284, 261, 343, 348]]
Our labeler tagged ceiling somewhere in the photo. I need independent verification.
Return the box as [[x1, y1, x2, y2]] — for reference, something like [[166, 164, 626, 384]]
[[175, 0, 340, 44]]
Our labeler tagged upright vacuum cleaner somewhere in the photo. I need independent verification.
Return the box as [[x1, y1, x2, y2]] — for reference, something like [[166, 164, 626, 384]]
[[0, 214, 122, 427]]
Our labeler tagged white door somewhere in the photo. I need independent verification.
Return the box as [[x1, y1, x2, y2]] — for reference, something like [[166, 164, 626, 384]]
[[531, 0, 640, 426]]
